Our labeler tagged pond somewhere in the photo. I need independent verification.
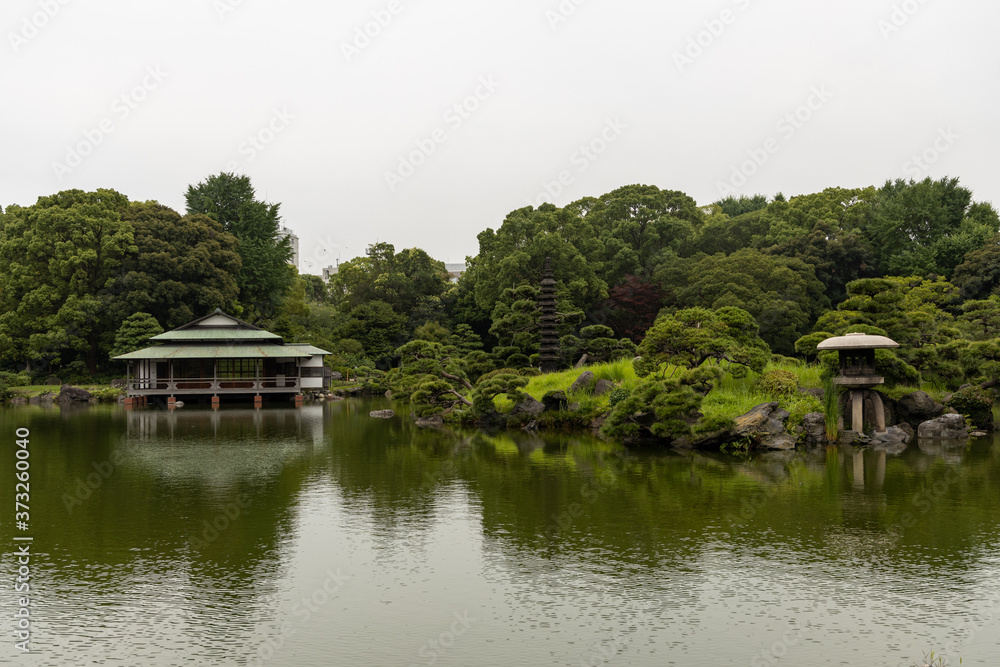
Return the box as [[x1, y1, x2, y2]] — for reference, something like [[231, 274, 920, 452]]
[[1, 400, 999, 666]]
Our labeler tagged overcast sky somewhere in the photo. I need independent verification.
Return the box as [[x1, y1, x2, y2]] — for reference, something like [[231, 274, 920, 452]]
[[3, 0, 997, 273]]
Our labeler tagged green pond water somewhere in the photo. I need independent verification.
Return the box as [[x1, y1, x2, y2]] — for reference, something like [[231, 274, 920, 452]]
[[1, 400, 1000, 666]]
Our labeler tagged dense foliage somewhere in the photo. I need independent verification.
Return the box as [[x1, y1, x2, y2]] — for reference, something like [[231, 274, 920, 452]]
[[2, 175, 999, 420]]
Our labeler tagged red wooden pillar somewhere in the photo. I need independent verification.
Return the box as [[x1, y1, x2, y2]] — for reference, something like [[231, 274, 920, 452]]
[[294, 394, 304, 408], [254, 395, 262, 409], [211, 396, 220, 410]]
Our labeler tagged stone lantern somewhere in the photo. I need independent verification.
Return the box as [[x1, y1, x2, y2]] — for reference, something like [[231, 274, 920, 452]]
[[816, 333, 899, 434]]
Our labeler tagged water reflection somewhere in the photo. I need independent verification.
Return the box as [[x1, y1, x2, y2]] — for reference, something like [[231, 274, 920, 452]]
[[0, 403, 998, 666]]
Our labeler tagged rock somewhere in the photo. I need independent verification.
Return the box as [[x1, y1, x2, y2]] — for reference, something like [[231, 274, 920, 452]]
[[593, 379, 615, 397], [896, 391, 945, 428], [513, 397, 546, 416], [9, 397, 27, 406], [57, 385, 92, 403], [415, 415, 444, 428], [385, 390, 393, 399], [917, 413, 969, 440], [733, 402, 784, 438], [110, 378, 127, 389], [896, 422, 915, 440], [567, 402, 581, 412], [542, 390, 568, 411], [869, 425, 911, 447], [29, 393, 54, 405], [801, 412, 828, 445], [329, 395, 344, 401], [330, 371, 343, 381], [798, 387, 825, 400], [370, 409, 395, 419], [568, 371, 595, 395], [44, 376, 61, 386], [758, 433, 798, 451], [590, 411, 610, 434], [523, 420, 539, 432]]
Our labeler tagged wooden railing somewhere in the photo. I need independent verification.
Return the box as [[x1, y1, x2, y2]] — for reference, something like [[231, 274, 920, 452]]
[[127, 376, 301, 395]]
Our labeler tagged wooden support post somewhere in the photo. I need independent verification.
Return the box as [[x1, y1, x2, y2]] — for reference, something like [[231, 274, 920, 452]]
[[254, 395, 262, 409], [167, 396, 176, 410], [211, 396, 220, 410], [294, 394, 304, 408], [851, 389, 864, 433]]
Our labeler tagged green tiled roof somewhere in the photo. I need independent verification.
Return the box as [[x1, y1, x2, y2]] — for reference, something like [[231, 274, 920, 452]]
[[284, 343, 332, 355], [113, 344, 312, 360], [151, 329, 281, 342]]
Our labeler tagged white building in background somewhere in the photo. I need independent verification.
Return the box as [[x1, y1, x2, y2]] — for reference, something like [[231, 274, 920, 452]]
[[445, 263, 466, 283], [322, 264, 339, 282], [278, 226, 300, 270]]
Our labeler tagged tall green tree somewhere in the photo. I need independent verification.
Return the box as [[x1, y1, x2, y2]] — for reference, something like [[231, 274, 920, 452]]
[[0, 189, 135, 374], [184, 173, 294, 321], [113, 201, 241, 329]]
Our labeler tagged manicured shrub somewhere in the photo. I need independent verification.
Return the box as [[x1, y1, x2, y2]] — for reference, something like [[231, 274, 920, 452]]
[[755, 369, 799, 398]]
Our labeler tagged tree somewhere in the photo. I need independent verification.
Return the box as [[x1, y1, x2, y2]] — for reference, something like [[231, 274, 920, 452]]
[[472, 204, 606, 317], [111, 313, 164, 358], [714, 193, 769, 218], [113, 201, 241, 329], [596, 275, 664, 341], [867, 177, 998, 277], [600, 376, 704, 442], [634, 307, 770, 381], [952, 234, 1000, 301], [0, 189, 135, 374], [339, 300, 407, 366], [329, 242, 449, 320], [665, 248, 828, 355], [185, 173, 293, 321]]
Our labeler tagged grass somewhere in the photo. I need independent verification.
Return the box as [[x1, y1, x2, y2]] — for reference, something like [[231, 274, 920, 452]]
[[9, 384, 116, 398], [493, 357, 826, 428]]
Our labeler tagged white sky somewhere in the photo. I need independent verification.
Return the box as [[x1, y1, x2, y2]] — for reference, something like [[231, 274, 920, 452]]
[[2, 0, 997, 273]]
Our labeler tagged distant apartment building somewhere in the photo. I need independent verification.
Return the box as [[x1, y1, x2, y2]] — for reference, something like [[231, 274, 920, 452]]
[[322, 264, 338, 282], [278, 226, 300, 270]]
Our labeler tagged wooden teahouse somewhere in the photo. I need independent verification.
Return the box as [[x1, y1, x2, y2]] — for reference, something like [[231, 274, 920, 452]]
[[113, 310, 329, 408]]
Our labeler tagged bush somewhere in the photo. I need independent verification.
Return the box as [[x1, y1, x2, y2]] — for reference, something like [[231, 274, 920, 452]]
[[90, 387, 124, 402], [756, 370, 799, 398], [947, 385, 995, 430], [608, 387, 630, 409]]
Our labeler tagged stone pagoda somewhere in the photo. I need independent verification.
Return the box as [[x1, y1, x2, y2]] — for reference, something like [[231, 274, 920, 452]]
[[537, 257, 561, 373], [816, 332, 899, 434]]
